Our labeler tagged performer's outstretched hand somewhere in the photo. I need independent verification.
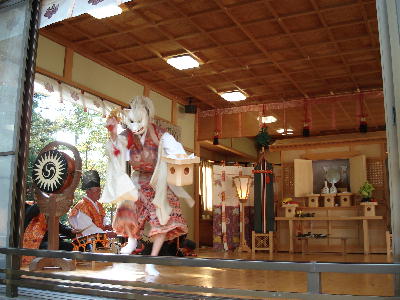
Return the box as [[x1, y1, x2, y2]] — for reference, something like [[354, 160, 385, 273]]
[[106, 116, 118, 141]]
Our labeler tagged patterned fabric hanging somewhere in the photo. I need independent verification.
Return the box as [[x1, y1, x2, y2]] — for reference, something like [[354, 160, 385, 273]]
[[253, 157, 275, 233], [220, 170, 228, 251]]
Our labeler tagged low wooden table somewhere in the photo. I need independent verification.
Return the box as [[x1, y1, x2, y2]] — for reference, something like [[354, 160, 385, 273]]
[[297, 236, 351, 254], [276, 216, 383, 254]]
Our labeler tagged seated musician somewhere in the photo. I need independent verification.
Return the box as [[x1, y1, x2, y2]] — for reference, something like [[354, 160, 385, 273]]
[[22, 202, 76, 265], [68, 170, 108, 236]]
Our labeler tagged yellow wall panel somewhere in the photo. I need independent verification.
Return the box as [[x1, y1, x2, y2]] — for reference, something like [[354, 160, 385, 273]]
[[36, 35, 65, 77], [200, 148, 227, 161], [72, 53, 144, 105], [218, 138, 232, 148], [282, 149, 307, 163], [352, 144, 382, 158], [149, 90, 172, 121], [176, 104, 195, 150], [232, 137, 257, 158], [307, 146, 350, 153], [265, 150, 281, 164]]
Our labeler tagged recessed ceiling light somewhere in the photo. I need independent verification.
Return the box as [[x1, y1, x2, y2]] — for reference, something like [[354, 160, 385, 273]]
[[287, 128, 293, 132], [166, 55, 200, 70], [88, 4, 123, 19], [220, 91, 246, 101], [277, 128, 285, 134], [287, 132, 294, 135], [259, 115, 277, 124]]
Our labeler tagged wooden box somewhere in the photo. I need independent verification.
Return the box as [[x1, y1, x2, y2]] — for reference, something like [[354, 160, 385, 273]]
[[338, 193, 352, 207], [306, 194, 320, 207], [282, 204, 298, 218], [360, 202, 378, 216], [322, 194, 336, 207], [162, 156, 200, 186]]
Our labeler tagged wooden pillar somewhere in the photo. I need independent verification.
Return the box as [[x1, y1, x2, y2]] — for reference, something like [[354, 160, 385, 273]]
[[171, 101, 177, 125], [376, 0, 400, 295], [63, 48, 74, 81], [143, 85, 150, 97], [194, 109, 201, 247]]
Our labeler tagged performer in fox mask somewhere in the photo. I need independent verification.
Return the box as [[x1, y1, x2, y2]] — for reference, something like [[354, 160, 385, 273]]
[[101, 96, 193, 275]]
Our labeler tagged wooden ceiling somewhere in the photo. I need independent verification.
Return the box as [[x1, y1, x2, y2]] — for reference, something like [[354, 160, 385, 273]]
[[40, 0, 383, 112]]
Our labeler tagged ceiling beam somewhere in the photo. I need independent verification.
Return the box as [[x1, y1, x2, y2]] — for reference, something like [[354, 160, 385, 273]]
[[309, 0, 361, 92], [214, 0, 322, 98], [91, 18, 377, 68], [72, 0, 375, 46], [165, 0, 280, 103]]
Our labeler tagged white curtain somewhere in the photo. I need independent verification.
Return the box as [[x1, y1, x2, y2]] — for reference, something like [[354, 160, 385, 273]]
[[199, 161, 213, 212], [200, 161, 213, 213], [34, 72, 120, 116]]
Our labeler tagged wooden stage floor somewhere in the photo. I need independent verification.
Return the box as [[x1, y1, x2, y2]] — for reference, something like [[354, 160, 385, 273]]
[[31, 248, 395, 298]]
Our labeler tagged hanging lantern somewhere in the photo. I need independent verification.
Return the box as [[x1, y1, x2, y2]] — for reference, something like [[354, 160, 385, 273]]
[[359, 116, 368, 133], [358, 94, 368, 133], [213, 130, 219, 145], [233, 174, 252, 253], [233, 175, 252, 203], [213, 113, 221, 145], [303, 121, 310, 137], [303, 100, 310, 137]]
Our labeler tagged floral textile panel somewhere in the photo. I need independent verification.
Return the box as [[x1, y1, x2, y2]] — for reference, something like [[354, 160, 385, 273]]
[[213, 205, 254, 251]]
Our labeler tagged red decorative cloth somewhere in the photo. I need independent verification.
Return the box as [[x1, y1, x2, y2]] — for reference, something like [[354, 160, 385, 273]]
[[22, 213, 47, 265]]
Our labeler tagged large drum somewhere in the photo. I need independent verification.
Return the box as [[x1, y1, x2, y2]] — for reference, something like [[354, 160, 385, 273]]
[[72, 233, 109, 252], [32, 149, 75, 194]]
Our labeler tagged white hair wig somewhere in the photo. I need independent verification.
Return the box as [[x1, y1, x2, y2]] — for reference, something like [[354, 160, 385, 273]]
[[128, 96, 155, 121]]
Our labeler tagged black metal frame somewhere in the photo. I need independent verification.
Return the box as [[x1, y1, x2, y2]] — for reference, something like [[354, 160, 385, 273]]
[[0, 247, 399, 299]]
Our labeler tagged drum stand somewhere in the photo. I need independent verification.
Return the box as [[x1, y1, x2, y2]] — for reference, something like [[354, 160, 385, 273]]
[[30, 194, 76, 271]]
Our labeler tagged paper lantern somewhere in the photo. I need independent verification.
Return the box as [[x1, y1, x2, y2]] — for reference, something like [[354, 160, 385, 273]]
[[233, 175, 252, 203]]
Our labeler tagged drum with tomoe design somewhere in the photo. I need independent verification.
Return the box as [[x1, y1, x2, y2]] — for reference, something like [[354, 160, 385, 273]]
[[32, 149, 75, 194]]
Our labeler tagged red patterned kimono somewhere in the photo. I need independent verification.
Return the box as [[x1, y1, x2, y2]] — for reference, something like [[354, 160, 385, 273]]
[[69, 196, 106, 233], [113, 123, 188, 240], [22, 213, 47, 265]]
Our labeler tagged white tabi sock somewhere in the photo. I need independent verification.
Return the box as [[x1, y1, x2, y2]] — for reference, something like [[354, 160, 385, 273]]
[[120, 238, 137, 254], [145, 264, 159, 276]]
